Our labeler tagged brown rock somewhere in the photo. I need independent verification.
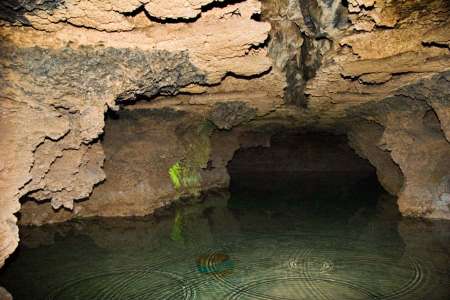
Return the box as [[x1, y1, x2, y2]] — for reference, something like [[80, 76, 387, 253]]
[[0, 287, 12, 300]]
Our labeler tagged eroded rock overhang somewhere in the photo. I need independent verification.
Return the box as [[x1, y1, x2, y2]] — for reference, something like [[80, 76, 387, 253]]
[[0, 0, 449, 272], [0, 0, 285, 269]]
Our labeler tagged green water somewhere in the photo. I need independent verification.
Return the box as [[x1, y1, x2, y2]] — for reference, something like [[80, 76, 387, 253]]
[[1, 173, 449, 300]]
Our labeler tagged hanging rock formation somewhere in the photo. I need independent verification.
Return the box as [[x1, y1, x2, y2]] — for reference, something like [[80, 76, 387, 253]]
[[0, 0, 449, 271]]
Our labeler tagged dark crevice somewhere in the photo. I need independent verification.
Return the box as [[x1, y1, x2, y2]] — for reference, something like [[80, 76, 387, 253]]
[[300, 32, 321, 82], [116, 93, 162, 106], [422, 41, 450, 49], [120, 4, 200, 24], [121, 0, 250, 24], [120, 4, 146, 17], [248, 34, 271, 52], [250, 12, 262, 21], [105, 109, 121, 120], [200, 0, 246, 13], [222, 68, 273, 81]]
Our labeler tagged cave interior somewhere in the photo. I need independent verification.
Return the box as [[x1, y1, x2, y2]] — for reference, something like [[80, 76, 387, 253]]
[[0, 0, 450, 299]]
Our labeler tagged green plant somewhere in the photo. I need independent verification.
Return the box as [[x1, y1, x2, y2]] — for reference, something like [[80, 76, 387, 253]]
[[168, 161, 201, 193], [169, 162, 183, 190]]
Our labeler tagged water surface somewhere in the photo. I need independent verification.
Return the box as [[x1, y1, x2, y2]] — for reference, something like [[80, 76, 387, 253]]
[[1, 172, 449, 300]]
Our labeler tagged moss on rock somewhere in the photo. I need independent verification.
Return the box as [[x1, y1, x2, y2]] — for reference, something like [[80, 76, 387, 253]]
[[168, 119, 215, 195]]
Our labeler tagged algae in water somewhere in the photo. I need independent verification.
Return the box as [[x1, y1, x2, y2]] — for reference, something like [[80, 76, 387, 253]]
[[170, 210, 184, 242]]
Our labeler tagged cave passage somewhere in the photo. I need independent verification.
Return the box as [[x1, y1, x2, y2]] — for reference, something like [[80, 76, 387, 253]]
[[1, 130, 450, 300], [227, 132, 384, 216]]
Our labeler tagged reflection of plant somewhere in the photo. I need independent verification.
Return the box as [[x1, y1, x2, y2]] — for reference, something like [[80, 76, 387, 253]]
[[170, 210, 184, 242], [168, 120, 215, 195]]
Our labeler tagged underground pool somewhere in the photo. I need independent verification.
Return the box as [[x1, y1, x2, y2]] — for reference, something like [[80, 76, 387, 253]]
[[1, 168, 449, 300]]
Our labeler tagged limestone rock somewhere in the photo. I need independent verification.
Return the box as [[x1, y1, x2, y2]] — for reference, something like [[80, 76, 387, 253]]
[[145, 0, 221, 20], [208, 101, 257, 130], [348, 122, 404, 196], [0, 0, 281, 268], [0, 0, 449, 273], [0, 287, 12, 300], [349, 72, 450, 219], [19, 110, 270, 224]]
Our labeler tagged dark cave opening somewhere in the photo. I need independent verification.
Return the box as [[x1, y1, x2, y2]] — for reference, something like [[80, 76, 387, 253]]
[[226, 131, 394, 217]]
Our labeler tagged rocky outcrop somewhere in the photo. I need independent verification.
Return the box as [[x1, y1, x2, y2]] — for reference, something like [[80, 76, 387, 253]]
[[303, 0, 450, 123], [260, 0, 450, 218], [0, 287, 12, 300], [19, 108, 273, 225], [348, 122, 404, 196], [262, 0, 348, 105], [349, 72, 450, 219], [208, 101, 257, 130]]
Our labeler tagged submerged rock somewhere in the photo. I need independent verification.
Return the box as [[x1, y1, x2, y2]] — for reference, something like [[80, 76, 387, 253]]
[[196, 253, 234, 274]]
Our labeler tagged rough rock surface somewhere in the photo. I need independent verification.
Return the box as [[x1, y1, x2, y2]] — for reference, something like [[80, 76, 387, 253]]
[[349, 73, 450, 219], [304, 0, 450, 123], [19, 109, 270, 224], [348, 122, 404, 196], [0, 287, 12, 300], [0, 0, 283, 267], [229, 132, 375, 174], [208, 101, 257, 130], [0, 0, 449, 272], [261, 0, 450, 219]]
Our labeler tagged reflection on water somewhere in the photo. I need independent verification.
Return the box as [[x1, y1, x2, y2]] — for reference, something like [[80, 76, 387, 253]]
[[1, 172, 449, 300]]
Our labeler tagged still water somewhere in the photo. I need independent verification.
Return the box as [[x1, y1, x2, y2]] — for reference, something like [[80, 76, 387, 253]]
[[1, 173, 449, 300]]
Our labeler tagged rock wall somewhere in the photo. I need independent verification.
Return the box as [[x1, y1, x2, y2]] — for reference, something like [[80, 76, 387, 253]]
[[348, 122, 404, 196], [19, 108, 272, 225], [0, 0, 284, 268], [304, 0, 450, 123], [349, 72, 450, 219], [261, 0, 450, 218]]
